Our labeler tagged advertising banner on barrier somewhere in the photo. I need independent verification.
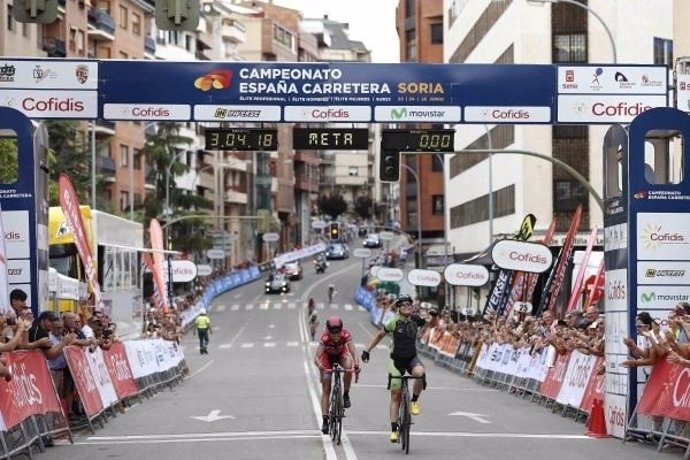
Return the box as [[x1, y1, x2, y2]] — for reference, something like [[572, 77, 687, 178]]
[[64, 346, 104, 418], [637, 360, 690, 420], [0, 350, 62, 429], [555, 351, 597, 408], [580, 357, 605, 414], [539, 352, 571, 400], [103, 342, 138, 399]]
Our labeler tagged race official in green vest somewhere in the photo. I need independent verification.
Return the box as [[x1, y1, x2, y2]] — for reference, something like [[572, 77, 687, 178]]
[[195, 309, 212, 355]]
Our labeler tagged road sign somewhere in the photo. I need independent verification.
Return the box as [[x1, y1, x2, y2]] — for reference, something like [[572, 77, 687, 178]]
[[353, 248, 372, 258], [292, 128, 369, 150], [262, 232, 280, 242], [206, 249, 225, 259], [196, 264, 213, 276], [311, 220, 326, 230], [379, 231, 395, 241]]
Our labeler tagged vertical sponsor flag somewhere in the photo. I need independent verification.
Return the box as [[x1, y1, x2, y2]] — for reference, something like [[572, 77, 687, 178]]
[[148, 219, 169, 312], [58, 174, 103, 310], [0, 203, 9, 313], [566, 226, 598, 313], [537, 205, 582, 315], [483, 214, 536, 317], [583, 259, 605, 310], [505, 218, 557, 315]]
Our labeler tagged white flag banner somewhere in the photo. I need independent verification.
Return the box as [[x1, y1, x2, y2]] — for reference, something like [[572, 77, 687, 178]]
[[0, 204, 10, 314]]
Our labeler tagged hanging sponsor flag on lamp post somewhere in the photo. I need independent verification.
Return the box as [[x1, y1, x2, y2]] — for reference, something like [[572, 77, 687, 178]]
[[0, 203, 9, 314], [58, 174, 103, 310], [148, 218, 169, 312]]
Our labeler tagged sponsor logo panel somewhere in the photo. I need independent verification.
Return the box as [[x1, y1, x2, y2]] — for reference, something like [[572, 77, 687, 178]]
[[374, 105, 461, 123], [605, 224, 628, 252], [638, 286, 690, 308], [637, 261, 690, 285], [284, 106, 371, 122], [677, 74, 690, 113], [0, 90, 98, 118], [490, 240, 552, 273], [103, 104, 191, 121], [557, 66, 667, 94], [637, 213, 690, 260], [0, 60, 98, 89], [557, 94, 667, 123], [3, 210, 30, 259], [605, 269, 628, 310], [194, 105, 281, 122], [444, 264, 489, 287], [7, 259, 30, 284], [463, 106, 551, 123]]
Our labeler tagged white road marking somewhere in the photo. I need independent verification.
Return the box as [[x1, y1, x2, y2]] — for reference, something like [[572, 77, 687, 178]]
[[268, 324, 275, 329], [288, 303, 296, 309], [187, 360, 214, 379], [358, 306, 366, 312], [216, 305, 227, 312], [240, 343, 254, 348], [246, 304, 254, 310], [287, 342, 299, 347], [231, 304, 240, 311], [345, 431, 591, 440], [218, 344, 232, 349], [344, 304, 353, 311], [263, 342, 276, 348], [233, 293, 242, 299], [331, 304, 339, 310], [262, 335, 273, 340], [274, 304, 283, 310], [260, 304, 269, 310], [316, 304, 325, 310]]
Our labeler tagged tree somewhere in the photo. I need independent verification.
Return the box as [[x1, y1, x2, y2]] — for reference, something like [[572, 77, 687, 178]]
[[45, 120, 95, 206], [318, 193, 348, 220], [353, 195, 376, 221], [0, 139, 18, 184]]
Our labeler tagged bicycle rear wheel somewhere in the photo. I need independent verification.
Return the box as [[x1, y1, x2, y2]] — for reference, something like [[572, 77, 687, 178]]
[[403, 407, 411, 454], [336, 392, 343, 445]]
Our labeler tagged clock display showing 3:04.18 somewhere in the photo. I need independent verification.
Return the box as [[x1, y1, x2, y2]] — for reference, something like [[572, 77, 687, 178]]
[[205, 128, 278, 151], [381, 129, 455, 152]]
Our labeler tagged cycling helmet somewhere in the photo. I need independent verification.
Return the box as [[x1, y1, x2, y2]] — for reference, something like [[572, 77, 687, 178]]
[[395, 295, 413, 307], [326, 316, 343, 332]]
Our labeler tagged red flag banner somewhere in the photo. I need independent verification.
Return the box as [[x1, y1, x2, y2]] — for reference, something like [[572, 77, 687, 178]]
[[149, 218, 169, 312], [579, 357, 605, 414], [0, 351, 62, 429], [58, 174, 103, 310], [539, 352, 571, 400], [566, 226, 598, 313], [102, 342, 138, 399]]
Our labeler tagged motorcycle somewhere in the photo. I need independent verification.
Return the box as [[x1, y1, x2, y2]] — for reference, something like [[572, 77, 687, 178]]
[[314, 259, 329, 274]]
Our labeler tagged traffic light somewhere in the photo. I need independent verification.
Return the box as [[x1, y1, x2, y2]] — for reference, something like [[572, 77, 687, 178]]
[[329, 223, 340, 240], [379, 149, 400, 182], [13, 0, 58, 23], [155, 0, 200, 31]]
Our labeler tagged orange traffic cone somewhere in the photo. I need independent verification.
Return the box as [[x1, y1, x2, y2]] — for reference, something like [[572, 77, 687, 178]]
[[586, 398, 609, 438]]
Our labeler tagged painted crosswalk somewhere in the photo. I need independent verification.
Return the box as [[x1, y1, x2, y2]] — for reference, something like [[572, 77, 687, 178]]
[[211, 302, 361, 312]]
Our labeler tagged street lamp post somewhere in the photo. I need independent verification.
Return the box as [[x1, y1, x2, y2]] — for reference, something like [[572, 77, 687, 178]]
[[400, 162, 422, 268], [528, 0, 617, 64]]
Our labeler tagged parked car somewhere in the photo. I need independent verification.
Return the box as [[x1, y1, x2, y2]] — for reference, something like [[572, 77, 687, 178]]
[[326, 243, 350, 260], [363, 233, 382, 248], [282, 261, 303, 280], [265, 273, 290, 294]]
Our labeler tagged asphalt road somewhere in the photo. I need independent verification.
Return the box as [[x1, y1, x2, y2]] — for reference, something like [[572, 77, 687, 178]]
[[45, 251, 660, 460]]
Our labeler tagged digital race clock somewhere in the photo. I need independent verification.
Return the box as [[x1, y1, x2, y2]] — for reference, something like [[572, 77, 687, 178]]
[[205, 128, 278, 151]]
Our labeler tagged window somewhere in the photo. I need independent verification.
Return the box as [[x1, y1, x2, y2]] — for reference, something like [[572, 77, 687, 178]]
[[348, 166, 359, 177], [120, 191, 129, 211], [7, 5, 14, 31], [77, 30, 85, 54], [120, 144, 129, 167], [432, 195, 444, 215], [405, 30, 417, 61], [119, 5, 128, 29], [654, 37, 673, 68], [432, 155, 443, 172], [450, 185, 515, 228], [132, 13, 141, 35], [185, 34, 194, 52], [431, 23, 443, 44], [133, 148, 142, 169], [553, 180, 587, 212], [69, 27, 77, 52], [553, 33, 586, 63]]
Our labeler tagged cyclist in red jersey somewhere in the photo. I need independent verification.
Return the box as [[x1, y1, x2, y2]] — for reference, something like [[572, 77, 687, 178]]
[[314, 316, 359, 434]]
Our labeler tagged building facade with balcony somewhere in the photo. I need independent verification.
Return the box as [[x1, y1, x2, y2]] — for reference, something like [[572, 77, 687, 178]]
[[0, 1, 46, 56], [396, 0, 446, 267]]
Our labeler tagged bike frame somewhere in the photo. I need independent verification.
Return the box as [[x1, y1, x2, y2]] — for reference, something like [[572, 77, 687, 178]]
[[388, 373, 425, 455]]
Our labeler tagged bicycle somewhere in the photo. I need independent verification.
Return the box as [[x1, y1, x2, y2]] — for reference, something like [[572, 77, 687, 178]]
[[388, 373, 426, 455], [326, 363, 359, 445]]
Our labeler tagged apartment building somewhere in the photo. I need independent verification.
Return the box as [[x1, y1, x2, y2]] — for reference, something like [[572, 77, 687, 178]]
[[395, 0, 446, 270], [443, 0, 672, 307]]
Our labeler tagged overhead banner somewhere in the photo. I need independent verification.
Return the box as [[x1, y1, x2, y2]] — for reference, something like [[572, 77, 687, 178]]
[[58, 174, 103, 310], [0, 59, 670, 125]]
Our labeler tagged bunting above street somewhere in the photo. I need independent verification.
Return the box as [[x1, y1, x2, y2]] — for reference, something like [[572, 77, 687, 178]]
[[0, 58, 670, 124]]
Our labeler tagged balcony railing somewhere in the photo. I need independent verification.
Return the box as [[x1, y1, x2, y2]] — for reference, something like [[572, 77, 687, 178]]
[[221, 19, 246, 44], [42, 37, 66, 57], [144, 36, 156, 55], [98, 156, 116, 174], [88, 9, 116, 40]]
